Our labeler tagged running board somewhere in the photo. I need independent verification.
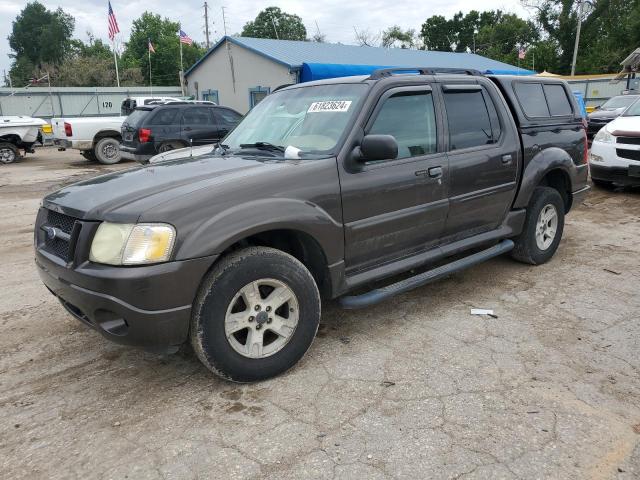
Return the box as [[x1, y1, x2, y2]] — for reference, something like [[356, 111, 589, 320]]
[[338, 239, 514, 309]]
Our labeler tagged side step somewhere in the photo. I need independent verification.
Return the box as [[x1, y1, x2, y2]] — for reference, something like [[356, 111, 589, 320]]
[[338, 239, 514, 309]]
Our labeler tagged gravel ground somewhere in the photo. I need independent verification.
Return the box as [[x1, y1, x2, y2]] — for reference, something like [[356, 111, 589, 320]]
[[1, 147, 639, 479]]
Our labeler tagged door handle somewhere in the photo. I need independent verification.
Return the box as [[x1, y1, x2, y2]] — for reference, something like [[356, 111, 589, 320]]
[[184, 127, 192, 131], [501, 154, 513, 165], [428, 166, 443, 178]]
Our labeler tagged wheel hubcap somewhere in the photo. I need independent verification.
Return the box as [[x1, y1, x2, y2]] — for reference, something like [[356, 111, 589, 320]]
[[535, 204, 558, 250], [102, 144, 117, 159], [0, 148, 15, 163], [224, 278, 299, 359]]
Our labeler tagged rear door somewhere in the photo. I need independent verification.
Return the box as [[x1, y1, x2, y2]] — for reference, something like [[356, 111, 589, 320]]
[[440, 81, 518, 239], [340, 85, 449, 272], [120, 108, 152, 148], [180, 106, 218, 145]]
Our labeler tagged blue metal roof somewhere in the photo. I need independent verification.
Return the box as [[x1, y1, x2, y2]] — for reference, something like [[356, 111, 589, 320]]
[[185, 36, 534, 77]]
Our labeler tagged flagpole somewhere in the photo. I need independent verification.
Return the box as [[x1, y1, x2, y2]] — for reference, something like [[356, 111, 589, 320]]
[[148, 43, 153, 97], [179, 29, 185, 96], [112, 40, 120, 87]]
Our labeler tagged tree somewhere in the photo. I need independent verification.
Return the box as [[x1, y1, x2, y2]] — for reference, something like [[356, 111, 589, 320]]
[[381, 26, 416, 49], [474, 13, 539, 65], [420, 15, 454, 51], [353, 27, 380, 47], [121, 12, 206, 86], [8, 1, 75, 84], [241, 7, 307, 41]]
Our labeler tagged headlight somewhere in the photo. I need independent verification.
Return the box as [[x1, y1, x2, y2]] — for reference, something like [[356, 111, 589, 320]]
[[594, 127, 614, 144], [89, 222, 176, 265]]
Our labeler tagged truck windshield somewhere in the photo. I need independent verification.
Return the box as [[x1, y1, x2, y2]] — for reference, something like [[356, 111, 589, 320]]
[[600, 96, 638, 110], [622, 99, 640, 116], [223, 83, 367, 156]]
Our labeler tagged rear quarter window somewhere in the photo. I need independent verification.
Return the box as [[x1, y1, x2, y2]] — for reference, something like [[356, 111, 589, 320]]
[[514, 83, 550, 117], [543, 84, 573, 116], [150, 108, 179, 125], [124, 109, 151, 126]]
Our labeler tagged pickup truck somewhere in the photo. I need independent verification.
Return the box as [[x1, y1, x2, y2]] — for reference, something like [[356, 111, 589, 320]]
[[52, 116, 126, 164], [35, 68, 589, 382], [51, 97, 182, 164]]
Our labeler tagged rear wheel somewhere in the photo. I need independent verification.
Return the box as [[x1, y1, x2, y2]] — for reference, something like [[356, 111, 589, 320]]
[[511, 186, 565, 265], [190, 247, 321, 382], [0, 142, 19, 164], [94, 137, 121, 164]]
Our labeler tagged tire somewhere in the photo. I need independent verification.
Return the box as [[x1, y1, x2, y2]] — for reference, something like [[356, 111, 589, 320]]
[[190, 247, 321, 382], [511, 186, 565, 265], [591, 178, 614, 189], [81, 150, 97, 162], [0, 142, 19, 164], [94, 137, 121, 164]]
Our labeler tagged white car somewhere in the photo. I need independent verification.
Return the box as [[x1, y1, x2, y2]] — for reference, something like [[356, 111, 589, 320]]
[[51, 97, 182, 165], [0, 116, 47, 164], [589, 102, 640, 187]]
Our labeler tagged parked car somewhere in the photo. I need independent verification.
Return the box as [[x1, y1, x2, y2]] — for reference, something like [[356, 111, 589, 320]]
[[0, 116, 47, 163], [35, 69, 588, 382], [589, 100, 640, 187], [586, 94, 640, 139], [119, 102, 242, 163], [52, 116, 126, 164]]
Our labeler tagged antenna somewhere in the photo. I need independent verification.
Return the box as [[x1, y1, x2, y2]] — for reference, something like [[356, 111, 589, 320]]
[[203, 2, 211, 48]]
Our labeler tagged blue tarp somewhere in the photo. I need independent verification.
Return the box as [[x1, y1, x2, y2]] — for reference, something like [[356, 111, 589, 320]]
[[300, 63, 535, 82]]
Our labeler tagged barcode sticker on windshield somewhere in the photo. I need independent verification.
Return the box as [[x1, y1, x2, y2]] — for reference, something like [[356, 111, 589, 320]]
[[307, 100, 352, 113]]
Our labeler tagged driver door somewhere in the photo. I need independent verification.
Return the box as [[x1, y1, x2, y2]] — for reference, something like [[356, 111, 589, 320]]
[[339, 86, 449, 273]]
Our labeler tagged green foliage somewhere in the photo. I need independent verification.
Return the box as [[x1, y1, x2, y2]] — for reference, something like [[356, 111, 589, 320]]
[[381, 26, 415, 49], [241, 7, 307, 41], [8, 1, 75, 84], [121, 12, 206, 86]]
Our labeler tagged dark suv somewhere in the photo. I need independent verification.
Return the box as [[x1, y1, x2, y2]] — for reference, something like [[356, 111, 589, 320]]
[[119, 102, 242, 162], [36, 68, 588, 382]]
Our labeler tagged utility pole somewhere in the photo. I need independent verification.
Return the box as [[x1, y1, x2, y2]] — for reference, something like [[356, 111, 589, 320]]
[[271, 13, 279, 39], [221, 6, 228, 36], [203, 2, 211, 48], [570, 0, 584, 77]]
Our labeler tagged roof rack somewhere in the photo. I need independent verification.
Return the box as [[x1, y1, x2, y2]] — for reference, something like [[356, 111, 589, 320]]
[[367, 67, 483, 80]]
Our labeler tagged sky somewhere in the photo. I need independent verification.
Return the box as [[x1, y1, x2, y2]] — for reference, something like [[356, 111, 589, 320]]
[[0, 0, 532, 81]]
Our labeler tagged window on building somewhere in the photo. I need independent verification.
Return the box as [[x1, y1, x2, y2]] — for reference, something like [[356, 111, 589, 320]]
[[443, 89, 494, 150], [368, 91, 437, 159], [249, 87, 270, 108], [202, 89, 219, 104]]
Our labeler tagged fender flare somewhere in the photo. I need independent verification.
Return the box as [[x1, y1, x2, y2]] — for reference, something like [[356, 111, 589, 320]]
[[174, 198, 344, 265], [513, 147, 577, 209]]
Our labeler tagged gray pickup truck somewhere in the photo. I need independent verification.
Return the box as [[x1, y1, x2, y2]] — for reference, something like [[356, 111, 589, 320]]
[[35, 68, 589, 382]]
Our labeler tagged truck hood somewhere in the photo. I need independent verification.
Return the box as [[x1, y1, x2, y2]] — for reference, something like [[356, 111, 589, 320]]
[[606, 116, 640, 136], [43, 154, 293, 221]]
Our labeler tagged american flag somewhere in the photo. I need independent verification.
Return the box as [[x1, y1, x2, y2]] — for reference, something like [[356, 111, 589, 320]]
[[518, 47, 526, 60], [107, 1, 120, 41], [179, 29, 193, 45], [148, 38, 156, 53]]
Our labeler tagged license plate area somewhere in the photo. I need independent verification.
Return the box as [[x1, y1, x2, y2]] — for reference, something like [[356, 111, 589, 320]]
[[124, 133, 133, 142], [629, 165, 640, 177]]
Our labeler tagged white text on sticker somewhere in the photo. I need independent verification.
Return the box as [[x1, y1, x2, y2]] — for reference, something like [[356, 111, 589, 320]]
[[307, 101, 352, 113]]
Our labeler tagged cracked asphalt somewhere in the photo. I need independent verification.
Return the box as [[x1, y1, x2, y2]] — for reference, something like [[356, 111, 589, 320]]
[[1, 148, 639, 479]]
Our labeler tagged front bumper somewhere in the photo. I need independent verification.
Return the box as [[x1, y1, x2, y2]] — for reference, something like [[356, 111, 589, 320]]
[[36, 249, 216, 352], [589, 140, 640, 186], [589, 164, 640, 186]]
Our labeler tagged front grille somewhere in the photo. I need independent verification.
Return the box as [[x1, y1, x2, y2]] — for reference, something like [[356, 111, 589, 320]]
[[42, 209, 79, 262], [617, 136, 640, 145], [616, 149, 640, 161]]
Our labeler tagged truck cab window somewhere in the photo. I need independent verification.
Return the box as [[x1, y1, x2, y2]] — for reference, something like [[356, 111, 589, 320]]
[[368, 91, 437, 159], [443, 90, 494, 150]]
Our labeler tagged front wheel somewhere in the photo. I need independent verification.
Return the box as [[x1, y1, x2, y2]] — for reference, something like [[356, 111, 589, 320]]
[[511, 186, 565, 265], [190, 247, 321, 382], [0, 142, 19, 164]]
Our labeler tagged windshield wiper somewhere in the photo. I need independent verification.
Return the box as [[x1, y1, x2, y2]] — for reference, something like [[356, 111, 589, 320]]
[[239, 142, 285, 153]]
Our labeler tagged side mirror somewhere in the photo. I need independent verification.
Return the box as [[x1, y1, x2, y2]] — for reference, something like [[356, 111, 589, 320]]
[[359, 134, 398, 162], [594, 105, 601, 110]]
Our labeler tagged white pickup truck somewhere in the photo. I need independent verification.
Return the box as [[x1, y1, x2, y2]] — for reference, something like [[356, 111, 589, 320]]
[[52, 96, 181, 164]]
